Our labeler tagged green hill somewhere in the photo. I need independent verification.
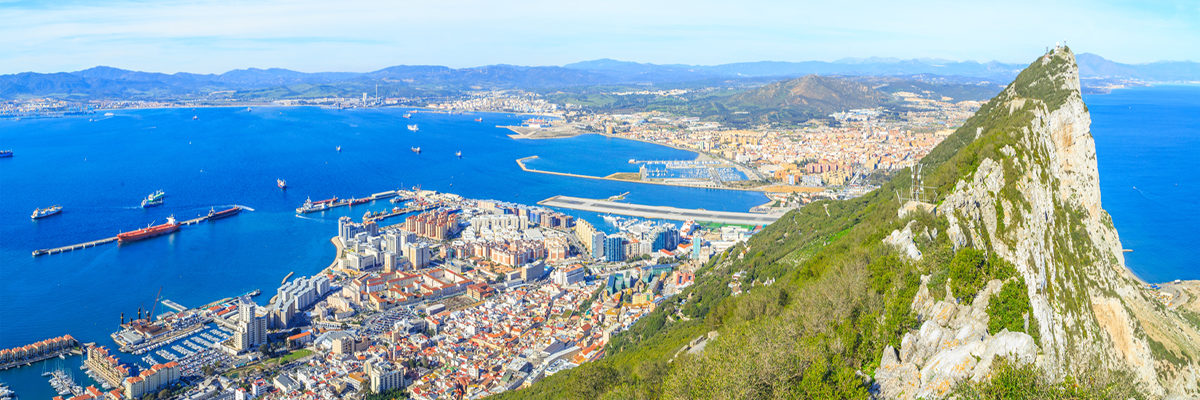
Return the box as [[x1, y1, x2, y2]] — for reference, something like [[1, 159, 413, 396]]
[[493, 47, 1200, 399], [703, 74, 890, 126]]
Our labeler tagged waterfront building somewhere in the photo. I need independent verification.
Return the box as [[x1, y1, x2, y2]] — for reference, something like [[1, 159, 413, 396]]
[[0, 334, 76, 367], [122, 361, 180, 399], [231, 297, 268, 352], [270, 275, 331, 328], [338, 216, 364, 243], [85, 345, 130, 387]]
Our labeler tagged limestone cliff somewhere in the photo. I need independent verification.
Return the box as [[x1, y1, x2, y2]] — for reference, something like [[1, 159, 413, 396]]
[[876, 47, 1200, 398]]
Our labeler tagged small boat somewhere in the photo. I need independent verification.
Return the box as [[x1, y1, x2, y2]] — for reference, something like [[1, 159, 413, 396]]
[[277, 178, 287, 190], [407, 124, 419, 132], [207, 206, 241, 220], [474, 118, 482, 122], [403, 113, 412, 118], [411, 146, 421, 154], [141, 190, 165, 208], [0, 150, 12, 158], [192, 115, 198, 120], [32, 205, 63, 219], [336, 146, 342, 152], [456, 150, 462, 158], [104, 112, 114, 117]]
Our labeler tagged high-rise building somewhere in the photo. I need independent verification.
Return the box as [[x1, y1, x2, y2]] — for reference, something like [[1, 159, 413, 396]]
[[604, 236, 626, 262], [591, 232, 607, 260], [651, 225, 680, 251], [575, 219, 597, 253], [232, 297, 267, 352], [338, 216, 365, 243]]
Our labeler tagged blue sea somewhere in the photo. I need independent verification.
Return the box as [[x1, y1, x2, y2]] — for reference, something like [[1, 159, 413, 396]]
[[0, 85, 1197, 395], [0, 107, 767, 397], [1087, 85, 1200, 283]]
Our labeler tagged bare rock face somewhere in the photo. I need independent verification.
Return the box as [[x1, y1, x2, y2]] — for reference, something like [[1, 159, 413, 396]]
[[876, 47, 1200, 398], [874, 277, 1037, 399], [883, 220, 922, 261]]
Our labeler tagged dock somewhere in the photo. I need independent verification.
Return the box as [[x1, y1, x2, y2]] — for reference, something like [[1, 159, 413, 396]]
[[282, 271, 294, 285], [32, 209, 241, 257], [161, 299, 187, 313], [296, 189, 408, 214], [538, 195, 783, 226], [364, 203, 440, 223]]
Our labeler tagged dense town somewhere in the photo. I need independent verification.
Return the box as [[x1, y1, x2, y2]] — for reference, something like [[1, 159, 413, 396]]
[[28, 189, 757, 400]]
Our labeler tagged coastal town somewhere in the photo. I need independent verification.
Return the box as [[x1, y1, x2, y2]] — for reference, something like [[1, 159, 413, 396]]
[[1, 188, 752, 399]]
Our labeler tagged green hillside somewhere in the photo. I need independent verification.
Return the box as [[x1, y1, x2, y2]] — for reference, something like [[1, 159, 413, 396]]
[[493, 48, 1153, 400]]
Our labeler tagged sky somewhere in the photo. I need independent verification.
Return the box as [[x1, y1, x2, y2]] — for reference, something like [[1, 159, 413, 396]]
[[0, 0, 1197, 74]]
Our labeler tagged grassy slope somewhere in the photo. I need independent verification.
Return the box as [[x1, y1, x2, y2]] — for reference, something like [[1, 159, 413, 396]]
[[493, 49, 1138, 400]]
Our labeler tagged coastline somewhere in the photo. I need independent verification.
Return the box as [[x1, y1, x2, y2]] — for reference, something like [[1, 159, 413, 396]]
[[508, 125, 771, 183], [514, 155, 769, 194]]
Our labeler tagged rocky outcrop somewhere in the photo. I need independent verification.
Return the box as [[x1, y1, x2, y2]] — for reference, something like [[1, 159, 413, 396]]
[[877, 46, 1200, 398], [874, 276, 1038, 399], [883, 220, 922, 261]]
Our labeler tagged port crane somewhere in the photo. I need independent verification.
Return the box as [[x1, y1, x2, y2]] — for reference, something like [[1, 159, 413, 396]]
[[147, 286, 162, 322]]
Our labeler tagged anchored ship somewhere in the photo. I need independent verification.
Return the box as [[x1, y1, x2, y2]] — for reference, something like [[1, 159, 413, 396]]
[[207, 206, 241, 220], [407, 124, 419, 132], [31, 205, 63, 219], [0, 150, 12, 158], [141, 190, 165, 208], [411, 146, 421, 154], [118, 216, 180, 243], [456, 150, 462, 158], [296, 197, 338, 213], [277, 178, 287, 190]]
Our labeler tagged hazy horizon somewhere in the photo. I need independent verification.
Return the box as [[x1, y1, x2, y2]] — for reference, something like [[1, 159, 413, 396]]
[[2, 0, 1197, 75]]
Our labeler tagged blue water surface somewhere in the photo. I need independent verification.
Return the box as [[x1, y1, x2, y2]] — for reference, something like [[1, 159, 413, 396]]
[[1087, 85, 1200, 283], [0, 107, 766, 397]]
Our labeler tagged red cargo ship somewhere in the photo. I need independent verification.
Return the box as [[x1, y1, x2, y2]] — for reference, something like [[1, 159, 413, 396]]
[[118, 216, 180, 243], [207, 206, 242, 220]]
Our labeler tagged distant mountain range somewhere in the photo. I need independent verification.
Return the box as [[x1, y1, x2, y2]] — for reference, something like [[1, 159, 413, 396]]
[[0, 53, 1194, 101], [565, 52, 1199, 84]]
